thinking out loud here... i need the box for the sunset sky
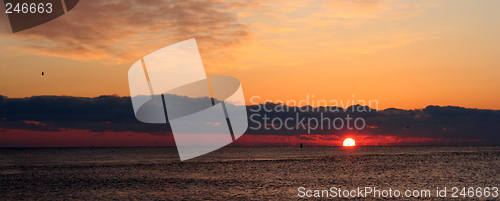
[0,0,499,110]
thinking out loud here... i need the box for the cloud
[0,95,165,133]
[0,0,440,69]
[298,135,317,140]
[232,0,440,65]
[0,0,259,64]
[297,135,339,141]
[317,0,437,23]
[1,95,499,145]
[337,29,435,55]
[319,0,392,21]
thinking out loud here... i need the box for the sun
[343,138,356,146]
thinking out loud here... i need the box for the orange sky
[0,0,499,110]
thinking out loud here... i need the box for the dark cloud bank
[0,95,499,145]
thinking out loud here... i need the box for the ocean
[0,146,499,200]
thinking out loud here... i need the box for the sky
[0,0,499,148]
[0,0,499,110]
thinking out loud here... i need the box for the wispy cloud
[0,0,262,64]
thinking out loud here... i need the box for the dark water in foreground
[0,146,499,200]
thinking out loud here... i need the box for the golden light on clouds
[0,0,499,110]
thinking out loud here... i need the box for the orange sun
[343,138,356,146]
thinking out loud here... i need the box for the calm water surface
[0,146,499,200]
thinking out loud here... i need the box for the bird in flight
[41,72,44,76]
